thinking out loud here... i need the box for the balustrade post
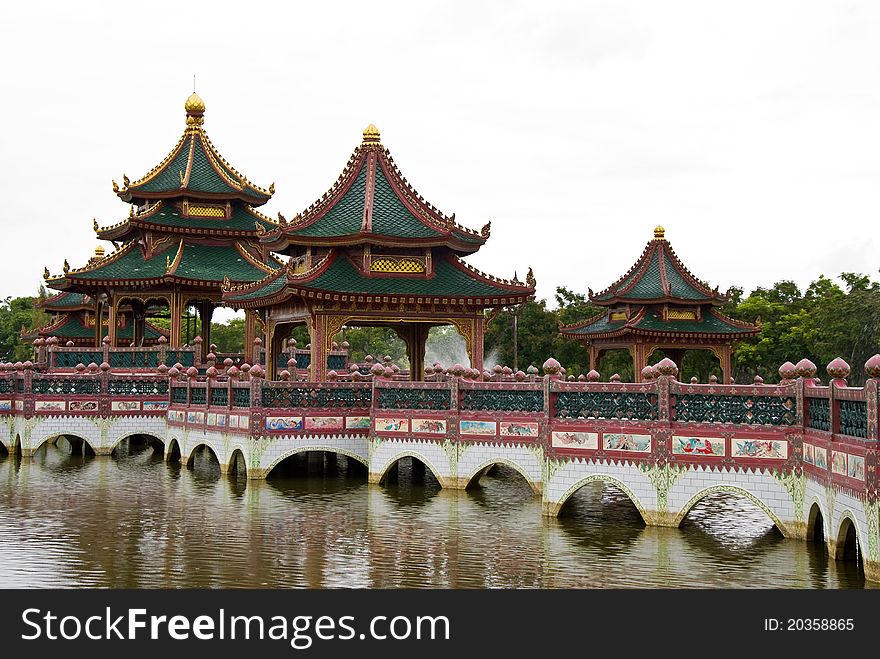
[249,370,263,436]
[865,355,880,440]
[157,337,168,367]
[102,336,110,365]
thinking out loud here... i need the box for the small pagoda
[224,124,535,380]
[45,93,281,357]
[23,277,169,348]
[560,226,758,382]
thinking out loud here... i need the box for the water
[0,438,864,588]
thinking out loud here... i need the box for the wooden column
[471,315,484,374]
[107,296,119,348]
[170,292,183,348]
[94,299,104,348]
[198,302,213,360]
[719,344,732,384]
[244,309,257,360]
[311,314,328,381]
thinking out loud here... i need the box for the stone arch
[110,431,165,454]
[228,448,248,475]
[165,437,182,462]
[185,441,222,469]
[806,497,827,543]
[834,510,865,563]
[464,457,539,494]
[375,450,445,486]
[672,484,790,535]
[33,432,97,456]
[553,474,650,523]
[264,446,369,478]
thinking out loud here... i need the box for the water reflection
[0,445,865,588]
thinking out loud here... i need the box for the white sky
[1,0,878,320]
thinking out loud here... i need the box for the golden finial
[654,225,666,240]
[526,267,536,288]
[166,255,172,271]
[185,92,205,126]
[93,218,99,232]
[112,180,119,192]
[480,221,491,238]
[363,124,381,143]
[129,205,134,217]
[122,174,130,187]
[269,182,275,194]
[63,259,70,274]
[43,267,50,279]
[95,245,105,258]
[277,212,287,226]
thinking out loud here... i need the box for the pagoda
[224,124,535,380]
[23,260,169,347]
[560,226,758,382]
[44,94,281,357]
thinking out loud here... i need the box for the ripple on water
[0,446,865,588]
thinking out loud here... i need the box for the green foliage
[0,291,50,361]
[211,317,245,353]
[333,327,409,368]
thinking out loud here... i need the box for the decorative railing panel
[171,386,188,405]
[327,354,346,371]
[554,390,658,420]
[163,350,195,367]
[806,397,830,432]
[674,393,796,425]
[376,385,451,411]
[0,379,13,394]
[190,387,207,406]
[210,387,229,407]
[838,399,867,438]
[109,351,159,369]
[107,379,168,396]
[461,387,543,413]
[232,387,251,408]
[32,377,102,395]
[54,351,103,369]
[262,383,372,409]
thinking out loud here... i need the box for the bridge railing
[550,380,657,421]
[670,381,798,426]
[373,380,452,411]
[40,338,197,372]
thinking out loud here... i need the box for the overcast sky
[1,1,878,319]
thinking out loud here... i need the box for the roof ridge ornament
[654,225,666,240]
[363,124,381,144]
[526,267,536,289]
[185,92,205,127]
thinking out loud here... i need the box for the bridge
[0,347,877,583]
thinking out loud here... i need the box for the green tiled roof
[174,243,278,283]
[282,145,485,254]
[136,203,275,233]
[126,130,270,204]
[226,271,288,302]
[227,254,531,305]
[371,164,444,239]
[560,313,626,336]
[66,243,168,281]
[293,166,367,237]
[36,314,166,340]
[562,307,757,337]
[593,239,721,304]
[633,309,756,334]
[64,241,278,284]
[301,255,524,297]
[41,292,88,310]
